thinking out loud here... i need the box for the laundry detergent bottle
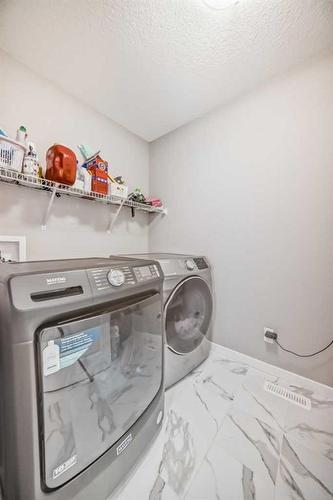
[42,340,60,376]
[45,144,77,185]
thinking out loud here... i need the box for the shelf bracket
[107,199,125,233]
[41,185,58,230]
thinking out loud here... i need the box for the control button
[107,269,125,287]
[185,259,195,271]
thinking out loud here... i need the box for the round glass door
[165,276,213,354]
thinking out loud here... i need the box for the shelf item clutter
[44,141,129,200]
[0,125,163,207]
[0,126,166,230]
[0,167,165,214]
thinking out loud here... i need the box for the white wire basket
[0,136,26,173]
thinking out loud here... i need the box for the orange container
[45,144,77,185]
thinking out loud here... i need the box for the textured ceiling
[1,0,333,141]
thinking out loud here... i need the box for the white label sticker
[52,454,77,479]
[116,433,132,456]
[43,328,101,376]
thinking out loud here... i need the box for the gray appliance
[0,257,164,500]
[126,254,213,389]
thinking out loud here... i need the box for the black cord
[275,338,333,358]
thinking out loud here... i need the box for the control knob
[107,269,125,287]
[185,259,195,271]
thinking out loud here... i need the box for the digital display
[133,265,159,281]
[139,266,151,277]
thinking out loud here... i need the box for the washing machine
[0,257,164,500]
[126,254,214,389]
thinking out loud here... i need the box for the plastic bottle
[42,340,60,376]
[16,125,27,144]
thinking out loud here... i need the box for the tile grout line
[274,443,283,500]
[181,408,232,499]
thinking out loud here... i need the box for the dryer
[0,257,164,500]
[126,254,214,389]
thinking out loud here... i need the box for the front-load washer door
[165,276,213,354]
[36,292,162,490]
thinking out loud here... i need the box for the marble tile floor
[111,343,333,500]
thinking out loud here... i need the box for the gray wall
[149,54,333,386]
[0,50,150,259]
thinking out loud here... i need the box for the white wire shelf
[0,166,167,231]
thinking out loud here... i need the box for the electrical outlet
[264,327,276,344]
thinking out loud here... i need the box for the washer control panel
[133,264,160,282]
[88,264,159,293]
[88,266,135,292]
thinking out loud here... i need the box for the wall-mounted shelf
[0,167,167,231]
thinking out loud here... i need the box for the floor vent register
[264,381,311,410]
